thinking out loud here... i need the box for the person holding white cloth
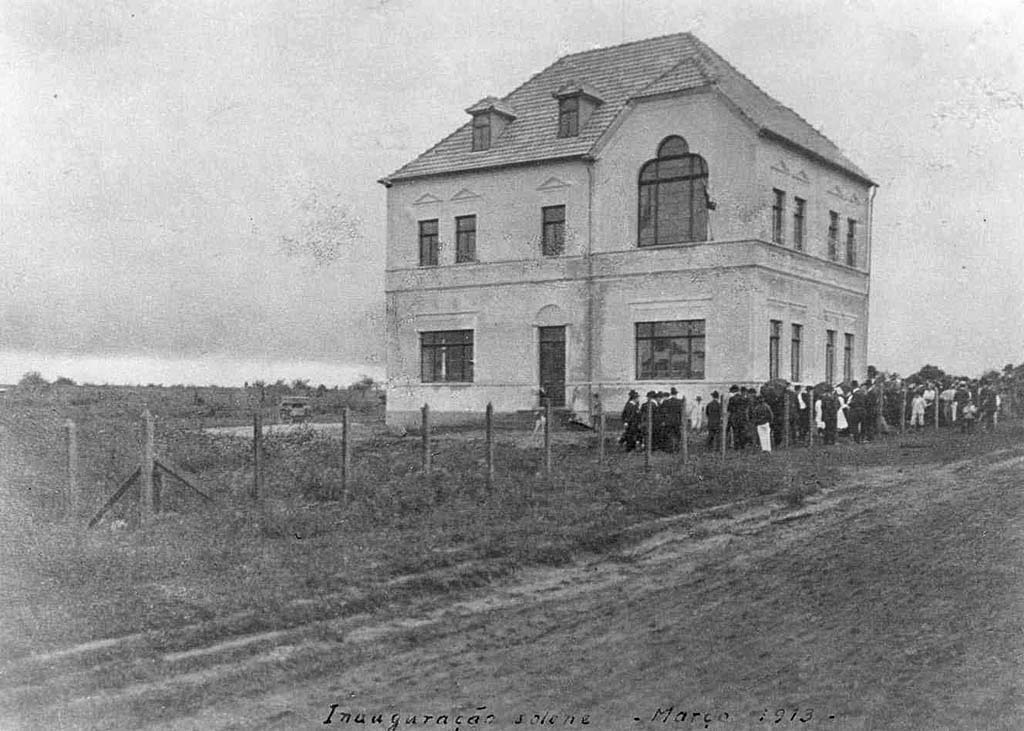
[750,395,775,452]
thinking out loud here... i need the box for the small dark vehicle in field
[279,396,312,423]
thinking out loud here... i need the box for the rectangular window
[793,197,805,251]
[557,97,579,138]
[769,320,782,380]
[471,115,490,151]
[828,211,839,261]
[420,330,473,383]
[418,219,438,267]
[846,219,857,267]
[636,320,705,380]
[791,324,803,383]
[455,215,476,263]
[772,189,785,244]
[541,205,565,256]
[825,329,836,384]
[844,333,854,382]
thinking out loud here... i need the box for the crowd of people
[615,377,1007,455]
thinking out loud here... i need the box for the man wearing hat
[639,391,659,451]
[662,387,684,452]
[727,385,748,449]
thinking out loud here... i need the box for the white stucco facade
[383,84,874,428]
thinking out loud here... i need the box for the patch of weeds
[689,525,712,541]
[781,484,808,509]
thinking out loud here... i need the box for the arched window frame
[637,136,710,247]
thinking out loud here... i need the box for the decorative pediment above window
[772,159,812,184]
[827,185,860,204]
[552,80,605,138]
[536,176,571,191]
[465,96,517,151]
[413,192,443,206]
[451,188,481,202]
[534,304,569,327]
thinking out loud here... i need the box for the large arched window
[638,136,709,246]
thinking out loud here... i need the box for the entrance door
[538,326,566,407]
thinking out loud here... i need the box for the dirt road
[5,446,1022,730]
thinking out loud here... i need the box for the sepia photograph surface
[1,1,1022,729]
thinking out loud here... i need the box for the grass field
[1,386,1022,728]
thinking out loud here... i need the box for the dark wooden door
[539,326,566,407]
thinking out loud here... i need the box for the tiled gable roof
[382,32,872,185]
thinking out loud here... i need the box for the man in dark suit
[864,382,880,441]
[821,391,839,445]
[662,387,684,452]
[705,391,722,450]
[847,381,867,443]
[620,390,641,452]
[727,385,747,449]
[639,391,658,451]
[794,385,810,442]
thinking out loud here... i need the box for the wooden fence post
[141,410,155,525]
[544,400,552,477]
[340,406,350,502]
[783,393,791,449]
[680,398,689,465]
[935,393,940,431]
[721,397,729,458]
[808,395,815,447]
[65,419,79,520]
[644,402,653,472]
[421,404,431,474]
[598,410,606,465]
[485,402,494,493]
[899,389,907,435]
[252,410,263,501]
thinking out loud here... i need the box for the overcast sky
[2,0,1022,385]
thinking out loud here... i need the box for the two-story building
[380,32,876,428]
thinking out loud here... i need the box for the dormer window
[465,97,517,152]
[552,81,604,139]
[558,97,579,138]
[472,115,491,151]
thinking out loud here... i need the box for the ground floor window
[636,319,705,380]
[420,330,473,382]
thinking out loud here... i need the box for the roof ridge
[632,55,711,98]
[690,35,851,161]
[556,30,695,63]
[383,31,872,185]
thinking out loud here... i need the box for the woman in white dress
[835,387,849,433]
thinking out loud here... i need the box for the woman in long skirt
[835,387,849,434]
